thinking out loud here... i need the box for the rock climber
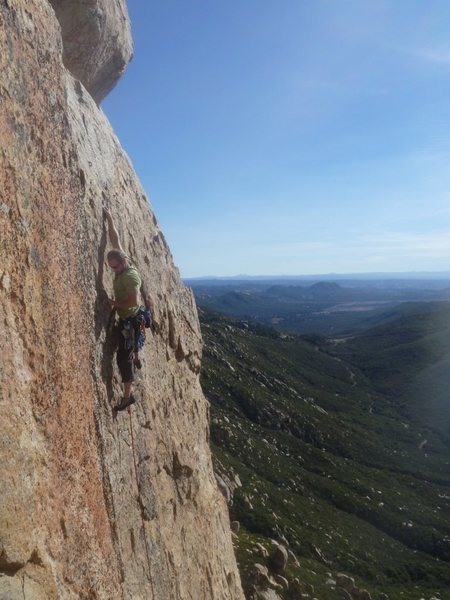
[104,208,145,412]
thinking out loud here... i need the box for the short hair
[107,249,127,264]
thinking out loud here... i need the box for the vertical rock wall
[0,1,244,598]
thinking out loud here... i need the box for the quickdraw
[121,306,151,352]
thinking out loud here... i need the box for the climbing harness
[121,306,152,352]
[139,306,152,329]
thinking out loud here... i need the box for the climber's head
[107,249,128,274]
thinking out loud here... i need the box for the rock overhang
[48,0,133,103]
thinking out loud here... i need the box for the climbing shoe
[115,394,136,412]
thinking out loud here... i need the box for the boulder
[231,520,240,533]
[335,589,353,600]
[216,473,232,503]
[253,563,272,589]
[312,544,330,565]
[274,574,289,590]
[268,543,289,573]
[48,0,133,102]
[288,549,300,566]
[213,461,242,503]
[256,590,284,600]
[254,542,269,558]
[336,573,356,593]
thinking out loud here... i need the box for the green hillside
[332,301,450,437]
[199,307,450,600]
[193,281,450,336]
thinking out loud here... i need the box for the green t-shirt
[113,258,142,319]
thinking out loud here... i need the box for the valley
[198,295,450,600]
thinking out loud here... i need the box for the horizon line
[183,269,450,280]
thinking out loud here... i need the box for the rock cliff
[0,1,244,598]
[48,0,133,103]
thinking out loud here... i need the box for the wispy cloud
[414,47,450,66]
[180,229,450,277]
[388,41,450,67]
[361,231,450,257]
[297,78,389,97]
[373,36,450,68]
[299,79,342,91]
[255,231,450,256]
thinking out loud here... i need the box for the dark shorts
[117,320,134,383]
[116,320,135,383]
[116,311,147,383]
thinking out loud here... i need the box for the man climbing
[104,208,144,412]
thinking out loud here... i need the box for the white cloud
[215,230,450,275]
[414,47,450,66]
[294,77,389,98]
[361,231,450,257]
[389,42,450,67]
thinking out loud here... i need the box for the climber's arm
[103,208,124,252]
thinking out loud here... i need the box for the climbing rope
[128,407,155,598]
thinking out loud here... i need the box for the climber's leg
[123,380,133,398]
[116,323,135,408]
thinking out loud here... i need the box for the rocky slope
[200,309,450,600]
[0,1,243,598]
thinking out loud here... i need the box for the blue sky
[103,1,450,277]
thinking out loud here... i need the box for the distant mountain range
[200,303,450,600]
[190,278,450,336]
[186,271,450,284]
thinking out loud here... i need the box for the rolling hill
[199,306,450,600]
[192,280,450,336]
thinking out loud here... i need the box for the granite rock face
[0,1,243,598]
[48,0,133,103]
